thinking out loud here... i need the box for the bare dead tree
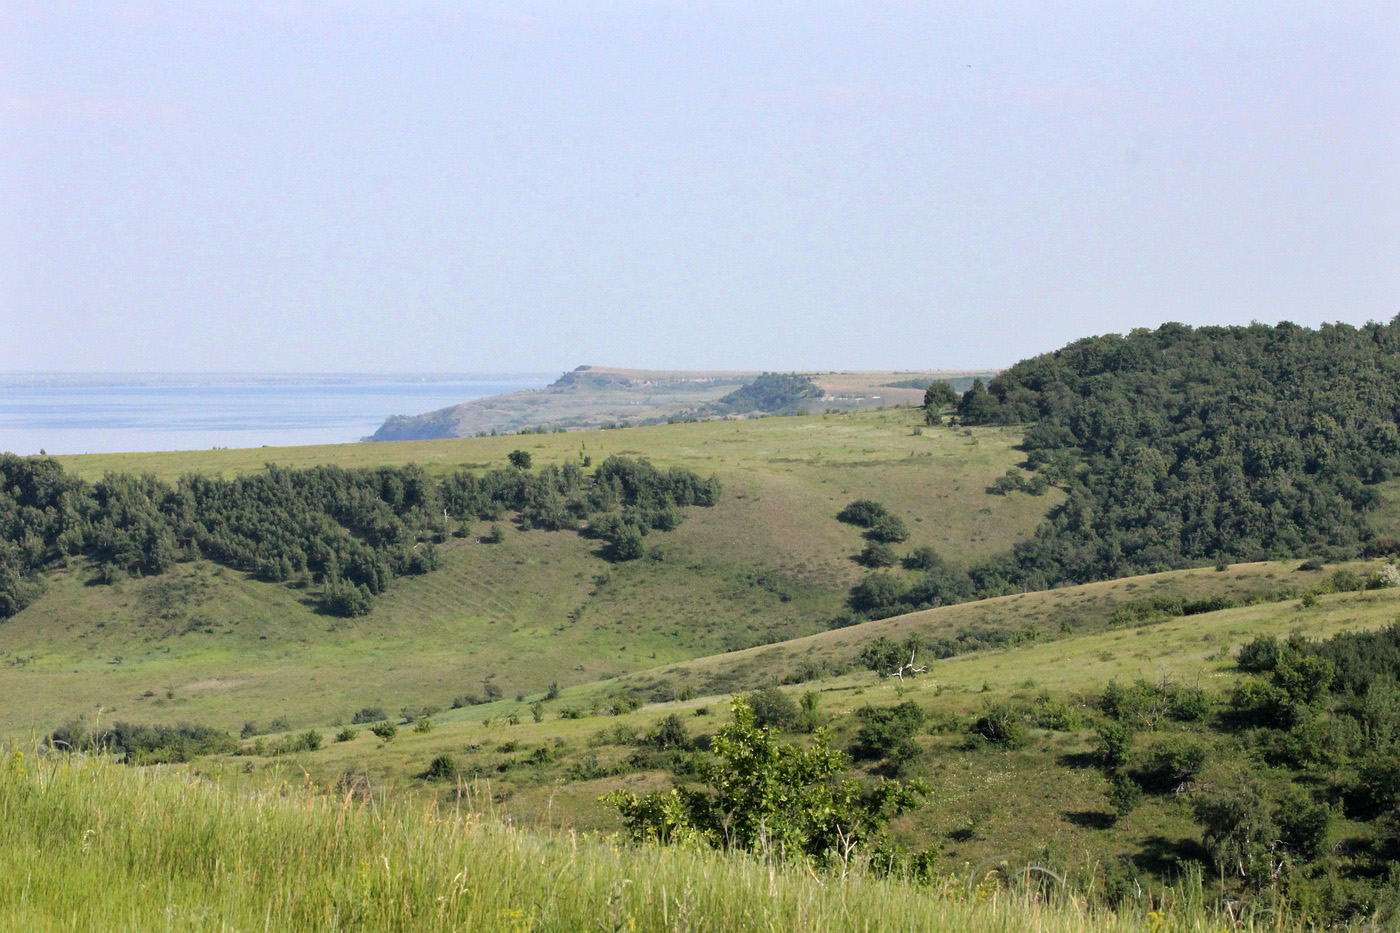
[889,648,927,681]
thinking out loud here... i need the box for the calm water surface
[0,374,552,455]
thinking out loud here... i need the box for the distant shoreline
[0,372,557,389]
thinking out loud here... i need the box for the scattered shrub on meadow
[424,753,459,781]
[744,685,800,732]
[968,704,1026,749]
[836,500,891,528]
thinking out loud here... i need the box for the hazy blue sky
[3,2,1397,373]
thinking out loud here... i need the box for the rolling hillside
[5,408,1054,736]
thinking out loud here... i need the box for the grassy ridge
[0,749,1250,932]
[208,563,1399,865]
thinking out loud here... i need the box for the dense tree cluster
[0,453,718,618]
[48,720,237,765]
[851,319,1400,620]
[969,320,1400,585]
[709,373,822,414]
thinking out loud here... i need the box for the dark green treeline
[858,318,1400,619]
[0,454,719,618]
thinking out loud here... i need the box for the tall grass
[0,750,1284,932]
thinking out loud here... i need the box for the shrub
[424,753,459,781]
[745,685,800,731]
[858,542,897,568]
[864,514,908,544]
[645,714,690,750]
[1133,737,1208,793]
[413,718,434,734]
[849,574,907,613]
[1168,686,1212,722]
[607,698,929,864]
[1107,773,1144,817]
[1236,635,1280,672]
[852,702,926,764]
[902,546,944,571]
[335,727,356,743]
[836,500,891,528]
[370,721,398,741]
[48,720,236,765]
[606,525,645,562]
[969,704,1026,749]
[351,707,387,724]
[1027,693,1085,732]
[1094,722,1134,771]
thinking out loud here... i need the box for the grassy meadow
[0,749,1271,932]
[204,563,1400,857]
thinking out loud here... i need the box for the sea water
[0,374,553,456]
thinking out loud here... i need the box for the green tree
[923,381,958,410]
[607,698,928,865]
[1192,773,1280,884]
[858,542,897,568]
[507,450,532,469]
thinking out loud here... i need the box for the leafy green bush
[1237,635,1280,672]
[836,500,891,528]
[607,698,929,865]
[647,714,691,750]
[848,574,907,614]
[968,704,1026,749]
[1027,693,1085,732]
[857,542,897,568]
[49,720,236,765]
[370,721,398,741]
[1132,737,1208,793]
[901,546,944,571]
[852,702,926,765]
[424,753,459,781]
[864,514,908,544]
[1094,722,1134,771]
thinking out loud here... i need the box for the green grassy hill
[13,558,1391,929]
[5,409,1055,736]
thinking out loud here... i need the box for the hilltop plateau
[367,366,995,440]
